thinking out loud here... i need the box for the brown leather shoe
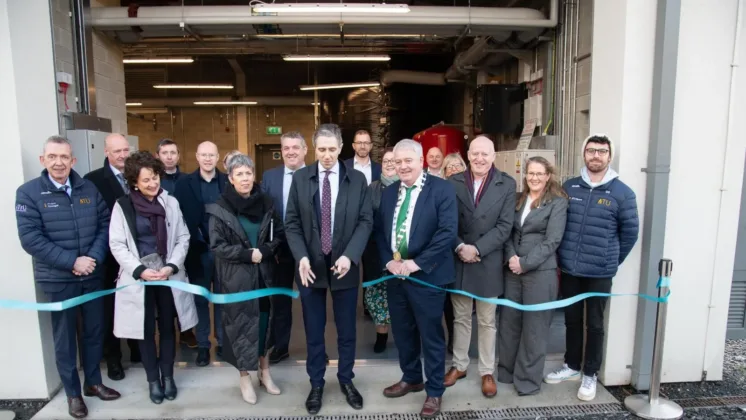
[67,396,88,419]
[443,367,467,387]
[382,381,425,398]
[481,374,497,398]
[420,396,442,418]
[83,384,121,401]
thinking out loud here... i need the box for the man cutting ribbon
[375,139,458,418]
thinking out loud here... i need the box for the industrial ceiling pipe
[91,2,557,28]
[381,70,446,86]
[128,97,315,107]
[445,36,495,80]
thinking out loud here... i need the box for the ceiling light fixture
[124,57,194,64]
[194,101,258,105]
[128,107,169,114]
[284,55,390,62]
[126,102,142,106]
[253,3,410,14]
[153,84,234,89]
[300,82,380,91]
[311,102,320,105]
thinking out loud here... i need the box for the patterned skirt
[363,282,390,326]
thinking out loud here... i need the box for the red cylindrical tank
[413,124,468,168]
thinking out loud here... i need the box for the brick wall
[50,0,127,136]
[127,106,316,172]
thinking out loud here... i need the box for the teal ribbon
[363,275,670,311]
[0,280,299,312]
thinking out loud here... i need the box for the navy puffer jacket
[558,169,639,279]
[15,170,110,283]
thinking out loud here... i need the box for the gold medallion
[393,251,402,261]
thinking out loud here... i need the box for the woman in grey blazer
[497,156,568,396]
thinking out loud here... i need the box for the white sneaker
[577,374,597,401]
[544,364,581,384]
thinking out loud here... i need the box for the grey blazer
[505,194,569,273]
[450,170,516,298]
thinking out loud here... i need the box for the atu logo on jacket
[597,198,612,207]
[79,197,91,205]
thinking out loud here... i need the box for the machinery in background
[413,124,468,169]
[66,130,139,176]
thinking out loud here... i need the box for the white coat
[109,190,198,340]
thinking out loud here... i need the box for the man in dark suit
[285,123,372,415]
[16,136,121,418]
[174,140,229,366]
[156,138,185,194]
[260,131,307,364]
[376,139,458,419]
[343,129,381,185]
[83,133,139,380]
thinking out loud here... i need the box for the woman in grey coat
[497,156,568,396]
[207,154,284,405]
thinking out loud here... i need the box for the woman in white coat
[109,151,198,404]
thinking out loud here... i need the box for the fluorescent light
[124,57,194,64]
[194,101,258,105]
[300,82,381,91]
[253,3,409,14]
[126,102,142,106]
[284,54,390,62]
[153,84,234,89]
[311,102,320,105]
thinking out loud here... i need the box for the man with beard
[543,134,639,402]
[344,130,381,185]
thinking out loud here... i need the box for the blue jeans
[193,252,222,349]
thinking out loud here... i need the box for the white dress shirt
[283,165,304,220]
[521,197,534,226]
[391,171,426,253]
[318,161,340,233]
[353,156,373,185]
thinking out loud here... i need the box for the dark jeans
[193,252,223,349]
[140,285,176,382]
[561,272,612,376]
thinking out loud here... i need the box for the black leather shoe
[163,376,177,400]
[196,348,210,367]
[148,380,164,404]
[67,396,88,418]
[269,349,289,364]
[340,383,363,410]
[83,384,121,401]
[305,387,323,415]
[107,362,125,381]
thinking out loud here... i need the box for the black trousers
[139,285,176,382]
[560,272,612,376]
[270,257,295,353]
[45,280,104,397]
[104,275,139,364]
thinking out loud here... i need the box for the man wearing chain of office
[375,139,458,418]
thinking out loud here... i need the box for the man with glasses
[344,130,381,185]
[174,141,228,366]
[543,134,639,402]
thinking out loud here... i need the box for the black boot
[373,333,388,353]
[163,376,177,400]
[148,380,164,404]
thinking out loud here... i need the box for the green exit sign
[266,126,282,135]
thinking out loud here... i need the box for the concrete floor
[32,359,616,420]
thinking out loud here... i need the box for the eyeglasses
[382,159,395,165]
[585,148,609,156]
[446,163,464,170]
[527,172,547,178]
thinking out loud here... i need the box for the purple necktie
[321,170,332,255]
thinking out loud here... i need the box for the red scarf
[464,167,495,207]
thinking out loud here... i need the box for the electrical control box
[66,130,139,176]
[495,149,556,193]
